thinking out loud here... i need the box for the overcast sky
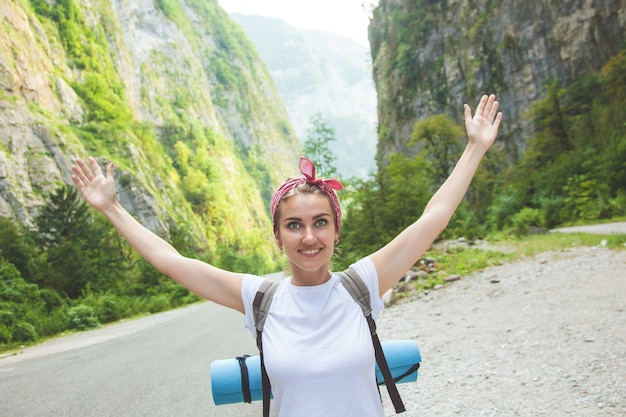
[217,0,376,46]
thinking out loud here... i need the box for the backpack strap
[338,268,406,414]
[252,279,279,417]
[253,279,279,334]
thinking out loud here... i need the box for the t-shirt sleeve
[349,257,385,319]
[241,274,265,337]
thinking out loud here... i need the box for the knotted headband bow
[270,157,343,232]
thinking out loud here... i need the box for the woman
[72,94,502,416]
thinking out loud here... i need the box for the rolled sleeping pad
[210,339,421,405]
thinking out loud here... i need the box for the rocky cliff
[0,0,300,251]
[369,0,626,167]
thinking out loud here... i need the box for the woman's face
[275,192,339,284]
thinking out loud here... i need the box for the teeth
[301,249,319,255]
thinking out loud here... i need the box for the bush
[81,292,131,324]
[36,306,71,339]
[11,321,38,342]
[510,207,542,237]
[0,309,15,327]
[0,325,10,344]
[539,195,565,229]
[486,190,522,231]
[142,294,171,314]
[67,304,100,330]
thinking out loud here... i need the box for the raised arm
[370,94,503,295]
[71,156,245,313]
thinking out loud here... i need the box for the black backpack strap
[252,279,279,417]
[339,268,406,414]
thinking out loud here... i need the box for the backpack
[252,267,408,417]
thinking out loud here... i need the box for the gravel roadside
[377,246,626,416]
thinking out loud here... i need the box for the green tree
[303,112,339,178]
[339,153,434,269]
[409,114,464,185]
[34,186,126,298]
[0,218,39,283]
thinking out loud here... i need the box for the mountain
[369,0,626,167]
[0,0,302,264]
[229,13,378,179]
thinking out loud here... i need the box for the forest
[1,0,625,349]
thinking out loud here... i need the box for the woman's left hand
[464,94,503,151]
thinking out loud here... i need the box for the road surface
[0,302,263,417]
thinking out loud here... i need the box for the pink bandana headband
[271,157,343,232]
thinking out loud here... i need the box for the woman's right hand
[71,156,117,212]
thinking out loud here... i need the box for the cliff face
[0,0,300,246]
[369,0,626,167]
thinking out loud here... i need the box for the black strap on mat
[236,355,252,403]
[386,362,420,385]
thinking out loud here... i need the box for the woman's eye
[287,222,300,230]
[315,218,329,227]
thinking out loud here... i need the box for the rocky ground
[376,245,625,416]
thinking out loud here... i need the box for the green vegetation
[303,113,339,178]
[0,187,202,349]
[337,45,626,270]
[0,0,290,350]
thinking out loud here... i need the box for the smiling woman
[217,0,373,46]
[71,95,502,417]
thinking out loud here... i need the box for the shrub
[0,310,15,327]
[0,325,10,344]
[142,294,171,314]
[67,304,100,330]
[11,321,38,342]
[510,207,542,237]
[538,195,566,229]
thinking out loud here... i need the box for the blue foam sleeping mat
[210,339,421,405]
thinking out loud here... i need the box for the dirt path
[377,246,626,416]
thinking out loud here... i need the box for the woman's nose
[302,226,316,243]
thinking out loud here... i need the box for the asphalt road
[0,302,264,417]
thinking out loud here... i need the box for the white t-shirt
[242,257,385,417]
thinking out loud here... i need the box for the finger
[493,111,503,129]
[488,99,500,122]
[482,94,496,117]
[106,162,115,179]
[88,156,103,177]
[73,159,91,183]
[476,94,488,116]
[71,173,84,190]
[464,103,472,122]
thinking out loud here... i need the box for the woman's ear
[274,232,282,251]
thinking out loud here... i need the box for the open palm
[464,94,502,150]
[71,156,117,212]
